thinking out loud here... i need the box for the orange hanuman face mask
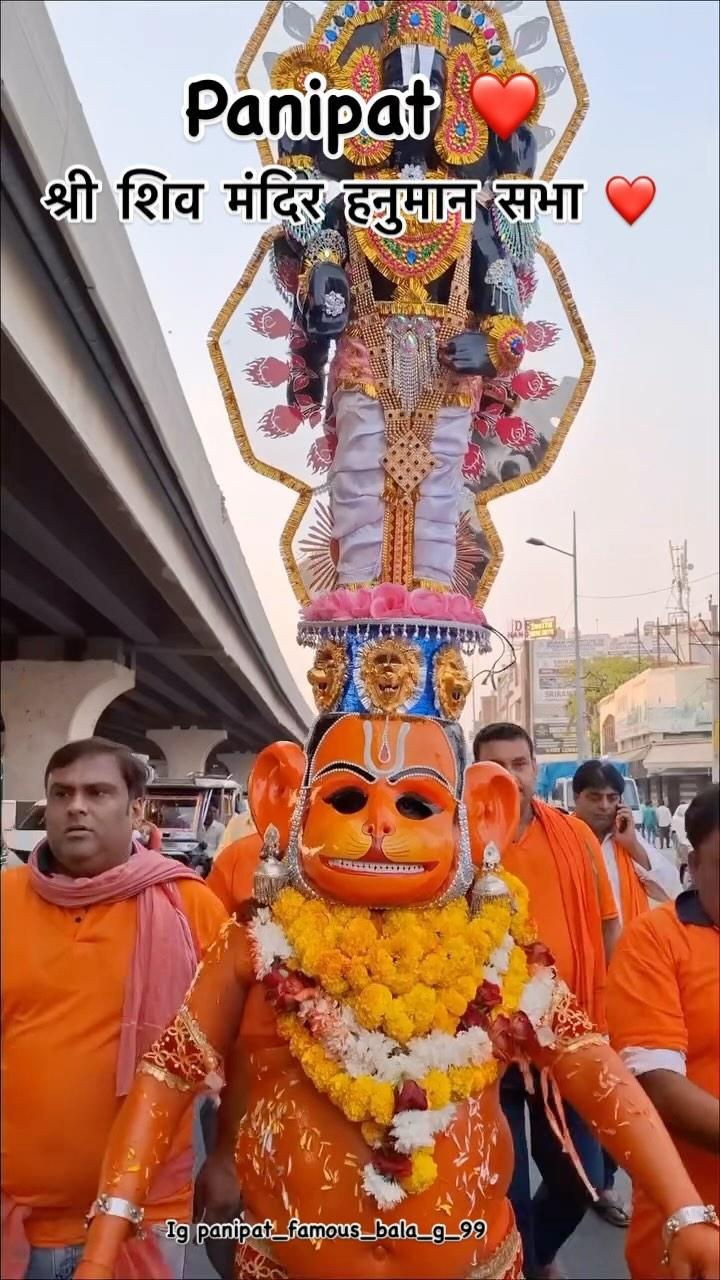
[300,717,460,907]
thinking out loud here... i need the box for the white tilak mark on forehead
[400,44,435,83]
[363,720,410,776]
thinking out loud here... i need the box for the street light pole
[527,511,588,761]
[572,511,588,761]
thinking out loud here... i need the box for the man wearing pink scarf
[1,738,227,1280]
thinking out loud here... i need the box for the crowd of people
[0,731,717,1280]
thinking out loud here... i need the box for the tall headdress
[210,1,593,727]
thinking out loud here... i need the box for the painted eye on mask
[325,786,367,815]
[395,793,441,821]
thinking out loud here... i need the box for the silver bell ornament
[470,841,514,916]
[253,824,287,906]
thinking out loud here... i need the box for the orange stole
[611,839,652,925]
[529,802,608,1031]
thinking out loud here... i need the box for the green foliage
[565,656,650,755]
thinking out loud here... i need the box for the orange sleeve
[606,907,687,1055]
[207,834,262,914]
[178,879,229,953]
[570,817,618,921]
[206,842,240,913]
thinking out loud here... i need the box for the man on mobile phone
[572,760,683,1229]
[572,761,681,927]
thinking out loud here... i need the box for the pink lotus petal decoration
[302,584,487,627]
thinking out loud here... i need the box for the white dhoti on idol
[330,389,471,588]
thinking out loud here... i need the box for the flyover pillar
[148,727,227,778]
[216,751,254,786]
[2,658,136,804]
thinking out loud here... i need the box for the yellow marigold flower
[342,916,377,955]
[355,982,393,1030]
[402,1149,437,1194]
[389,966,415,996]
[273,887,304,925]
[383,1002,414,1044]
[448,1065,477,1100]
[406,984,436,1018]
[442,987,469,1017]
[361,1120,385,1148]
[421,953,444,986]
[367,949,396,986]
[369,1082,395,1127]
[347,959,370,989]
[457,975,478,1003]
[328,1072,350,1107]
[422,1069,451,1110]
[432,1002,458,1035]
[345,1076,374,1122]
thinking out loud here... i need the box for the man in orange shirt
[606,782,720,1279]
[1,738,227,1280]
[474,723,621,1280]
[206,830,261,915]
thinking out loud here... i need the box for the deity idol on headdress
[77,6,719,1280]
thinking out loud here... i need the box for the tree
[565,656,650,755]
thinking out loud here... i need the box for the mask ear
[464,762,520,866]
[248,742,305,850]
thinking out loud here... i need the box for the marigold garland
[272,877,531,1044]
[267,877,535,1202]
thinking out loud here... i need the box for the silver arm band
[662,1204,719,1264]
[85,1194,145,1231]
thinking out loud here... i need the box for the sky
[46,0,720,702]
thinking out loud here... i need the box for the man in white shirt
[656,801,673,849]
[573,762,681,925]
[200,802,226,860]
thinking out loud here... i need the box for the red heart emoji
[470,73,538,141]
[605,176,656,224]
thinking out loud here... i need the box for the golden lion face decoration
[434,646,472,720]
[308,640,348,713]
[358,637,421,714]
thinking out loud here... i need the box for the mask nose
[362,786,396,841]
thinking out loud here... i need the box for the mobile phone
[616,812,629,835]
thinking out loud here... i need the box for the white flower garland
[361,1164,406,1210]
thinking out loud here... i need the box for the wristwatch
[662,1205,720,1264]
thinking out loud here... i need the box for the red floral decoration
[489,1011,536,1063]
[257,405,305,438]
[245,356,290,388]
[247,307,291,340]
[495,417,538,449]
[523,942,555,968]
[511,369,558,401]
[394,1081,428,1113]
[462,441,487,482]
[525,320,560,353]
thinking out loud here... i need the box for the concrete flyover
[1,1,311,806]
